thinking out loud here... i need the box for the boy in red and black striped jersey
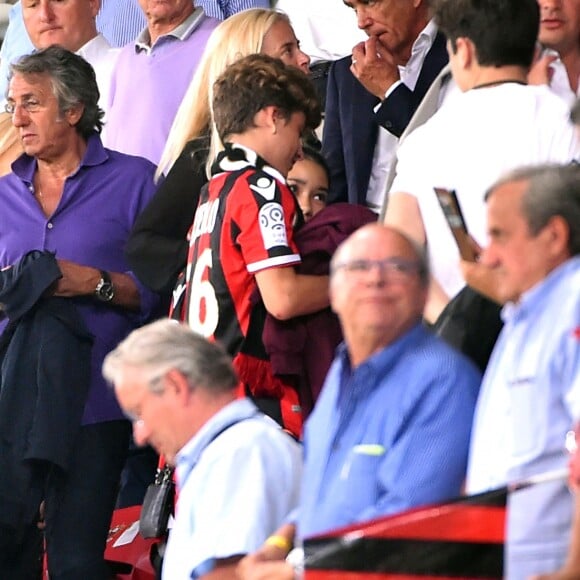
[172,54,328,437]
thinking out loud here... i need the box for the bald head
[330,224,429,356]
[331,223,429,286]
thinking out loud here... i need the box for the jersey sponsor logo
[259,202,288,250]
[250,176,277,201]
[190,198,220,245]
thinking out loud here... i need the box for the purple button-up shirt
[0,133,159,424]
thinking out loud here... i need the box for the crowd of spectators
[0,0,578,579]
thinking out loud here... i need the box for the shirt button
[47,222,53,229]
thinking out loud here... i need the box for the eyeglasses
[332,258,421,281]
[4,98,44,115]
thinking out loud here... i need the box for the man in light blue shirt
[299,224,481,537]
[464,163,580,580]
[104,320,302,580]
[238,223,481,580]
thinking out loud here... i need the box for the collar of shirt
[174,398,261,490]
[213,142,286,184]
[502,255,580,325]
[11,133,108,188]
[77,33,112,60]
[397,19,439,90]
[134,7,206,53]
[542,48,580,105]
[335,321,427,409]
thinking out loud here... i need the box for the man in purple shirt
[103,0,220,165]
[0,46,158,579]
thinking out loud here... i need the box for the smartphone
[434,187,476,262]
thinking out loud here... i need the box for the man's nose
[364,261,389,285]
[132,420,149,447]
[539,0,562,11]
[356,6,373,31]
[478,244,497,267]
[11,105,30,127]
[38,0,56,21]
[298,48,311,74]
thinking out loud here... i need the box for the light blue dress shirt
[467,256,580,580]
[162,398,302,580]
[197,0,271,19]
[298,323,481,540]
[0,2,34,99]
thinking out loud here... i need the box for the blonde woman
[126,8,311,294]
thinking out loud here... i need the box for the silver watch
[95,270,114,302]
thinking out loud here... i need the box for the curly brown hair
[213,53,321,143]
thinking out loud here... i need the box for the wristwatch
[95,270,115,303]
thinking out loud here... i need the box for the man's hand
[236,557,294,580]
[460,259,504,305]
[351,36,400,99]
[54,259,100,297]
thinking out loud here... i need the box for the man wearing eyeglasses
[238,223,481,580]
[299,223,480,536]
[0,46,158,580]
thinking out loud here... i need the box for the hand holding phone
[434,187,477,262]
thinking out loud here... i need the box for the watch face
[96,274,115,302]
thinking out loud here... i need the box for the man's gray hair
[103,320,238,395]
[486,163,580,256]
[10,45,104,138]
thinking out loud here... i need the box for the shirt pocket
[508,375,543,460]
[334,445,385,520]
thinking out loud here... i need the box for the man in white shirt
[104,320,302,580]
[529,0,580,106]
[22,0,118,115]
[384,0,579,323]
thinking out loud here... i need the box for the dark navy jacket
[0,251,93,535]
[322,32,448,205]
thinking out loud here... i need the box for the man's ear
[64,104,84,128]
[165,369,192,404]
[455,37,475,70]
[255,105,278,134]
[543,215,571,260]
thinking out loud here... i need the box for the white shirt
[366,20,438,211]
[275,0,366,63]
[162,399,302,580]
[545,49,580,107]
[390,83,580,299]
[77,33,119,118]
